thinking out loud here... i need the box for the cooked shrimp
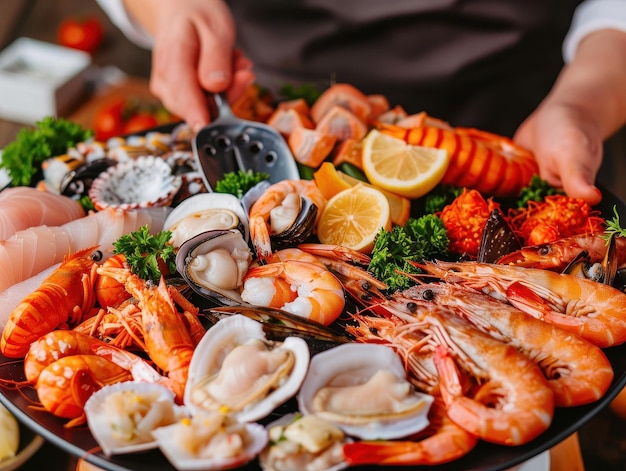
[402,283,614,407]
[240,260,345,326]
[415,260,626,347]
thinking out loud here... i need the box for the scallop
[84,381,189,457]
[184,314,310,423]
[298,343,434,440]
[152,411,268,471]
[176,229,252,305]
[164,193,249,248]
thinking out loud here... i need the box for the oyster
[260,413,349,471]
[298,343,434,440]
[165,193,249,248]
[153,411,268,471]
[176,229,252,305]
[184,314,310,423]
[84,381,188,457]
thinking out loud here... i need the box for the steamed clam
[165,193,249,248]
[184,314,310,423]
[298,343,434,440]
[176,229,252,305]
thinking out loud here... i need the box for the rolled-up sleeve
[95,0,154,49]
[563,0,626,62]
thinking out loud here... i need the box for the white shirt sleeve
[95,0,154,49]
[563,0,626,62]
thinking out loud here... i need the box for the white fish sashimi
[0,186,85,240]
[0,207,172,294]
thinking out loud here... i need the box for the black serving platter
[0,166,625,471]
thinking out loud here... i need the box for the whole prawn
[240,260,345,326]
[416,260,626,348]
[1,246,100,358]
[94,266,196,401]
[356,301,555,446]
[401,283,614,407]
[343,399,478,466]
[248,179,327,260]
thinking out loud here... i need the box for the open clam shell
[164,192,249,248]
[88,155,182,211]
[298,343,434,440]
[84,381,189,457]
[176,229,252,305]
[152,412,268,471]
[184,314,310,423]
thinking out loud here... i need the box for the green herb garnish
[214,169,270,198]
[278,83,322,107]
[516,175,563,208]
[603,205,626,242]
[0,117,92,187]
[113,225,176,282]
[424,185,463,214]
[368,214,449,291]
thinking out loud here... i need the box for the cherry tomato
[123,113,160,135]
[94,99,125,141]
[57,16,104,54]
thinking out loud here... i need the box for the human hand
[148,0,255,132]
[514,99,603,206]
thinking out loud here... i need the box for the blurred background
[0,1,625,470]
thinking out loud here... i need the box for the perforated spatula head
[192,93,300,191]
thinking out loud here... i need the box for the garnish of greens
[214,169,270,198]
[0,117,93,187]
[516,175,563,208]
[113,225,176,282]
[424,185,463,214]
[278,83,322,107]
[603,205,626,242]
[368,214,449,291]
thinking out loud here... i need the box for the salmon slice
[277,97,311,117]
[288,127,337,168]
[366,94,390,121]
[374,105,409,124]
[315,106,368,141]
[266,108,315,136]
[332,138,364,171]
[311,83,371,123]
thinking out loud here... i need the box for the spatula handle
[213,93,234,120]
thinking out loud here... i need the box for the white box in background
[0,37,92,124]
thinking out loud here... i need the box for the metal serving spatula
[192,93,299,191]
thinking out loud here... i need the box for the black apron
[228,0,582,136]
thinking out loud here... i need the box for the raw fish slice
[28,227,59,281]
[1,238,24,283]
[17,230,38,279]
[64,215,102,257]
[50,227,74,264]
[0,242,16,290]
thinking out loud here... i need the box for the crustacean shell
[152,411,268,471]
[88,155,182,211]
[260,413,350,471]
[84,381,188,457]
[184,314,310,423]
[164,193,249,248]
[298,343,434,440]
[176,229,252,305]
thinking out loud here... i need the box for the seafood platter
[1,82,626,471]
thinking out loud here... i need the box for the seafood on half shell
[184,314,310,423]
[260,413,350,471]
[153,411,268,471]
[176,229,252,305]
[84,381,188,457]
[298,343,434,440]
[164,192,249,248]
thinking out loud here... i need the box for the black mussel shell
[60,158,116,199]
[478,209,522,263]
[271,196,318,250]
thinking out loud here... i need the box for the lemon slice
[362,129,450,199]
[317,183,391,254]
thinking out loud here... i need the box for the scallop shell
[176,229,252,305]
[184,314,310,423]
[260,413,350,471]
[298,343,434,440]
[164,193,249,248]
[84,381,189,457]
[88,155,182,211]
[152,412,268,471]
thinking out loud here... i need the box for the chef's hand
[514,99,603,206]
[514,29,626,207]
[125,0,255,132]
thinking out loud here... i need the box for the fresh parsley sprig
[603,205,626,243]
[214,169,269,198]
[113,225,176,282]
